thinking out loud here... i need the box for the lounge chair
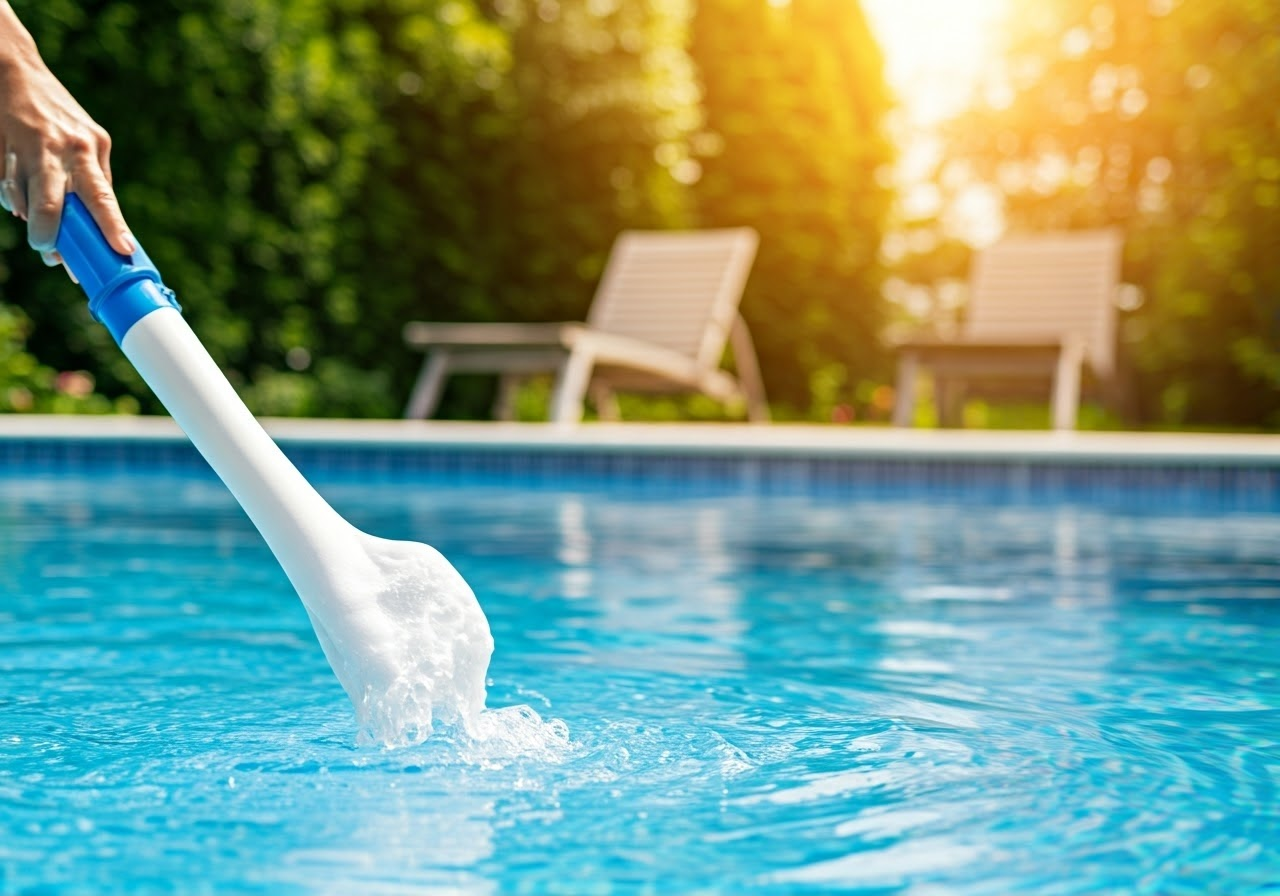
[402,227,769,423]
[891,229,1124,430]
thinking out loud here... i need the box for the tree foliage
[0,297,130,413]
[457,0,701,321]
[1,0,892,419]
[689,0,893,410]
[7,1,403,413]
[946,0,1280,427]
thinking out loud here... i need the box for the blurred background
[0,0,1276,429]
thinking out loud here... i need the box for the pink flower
[55,370,95,398]
[6,386,33,411]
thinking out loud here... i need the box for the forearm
[0,3,41,72]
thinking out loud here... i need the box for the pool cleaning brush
[55,193,493,747]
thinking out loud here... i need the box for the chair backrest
[587,227,759,369]
[964,229,1124,375]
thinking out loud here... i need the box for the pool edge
[2,415,1279,468]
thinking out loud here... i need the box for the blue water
[1,469,1277,894]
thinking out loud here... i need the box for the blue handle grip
[55,193,180,344]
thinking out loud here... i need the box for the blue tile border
[0,435,1277,513]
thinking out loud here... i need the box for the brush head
[306,532,496,748]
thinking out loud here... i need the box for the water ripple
[1,474,1277,892]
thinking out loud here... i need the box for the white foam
[457,705,574,764]
[121,309,515,748]
[340,535,495,747]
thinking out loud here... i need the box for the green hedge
[2,0,893,420]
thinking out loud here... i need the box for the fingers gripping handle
[55,193,181,344]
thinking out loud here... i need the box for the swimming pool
[1,432,1277,893]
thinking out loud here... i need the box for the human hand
[0,5,134,266]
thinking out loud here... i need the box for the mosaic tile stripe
[0,437,1276,512]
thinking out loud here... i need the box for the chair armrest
[893,336,1068,353]
[403,321,582,349]
[567,329,703,383]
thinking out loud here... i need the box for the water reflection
[3,470,1277,890]
[273,766,501,893]
[550,496,747,675]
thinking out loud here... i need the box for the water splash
[458,705,574,765]
[325,538,568,755]
[295,535,493,750]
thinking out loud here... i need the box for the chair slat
[588,229,758,364]
[965,230,1123,374]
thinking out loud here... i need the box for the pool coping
[1,414,1278,468]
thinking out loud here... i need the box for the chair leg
[589,382,620,422]
[550,348,594,424]
[937,377,965,428]
[403,350,452,420]
[892,352,919,427]
[1052,342,1084,430]
[492,374,523,421]
[730,314,770,423]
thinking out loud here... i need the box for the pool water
[1,468,1277,893]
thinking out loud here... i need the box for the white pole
[122,308,493,746]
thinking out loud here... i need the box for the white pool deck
[2,414,1279,467]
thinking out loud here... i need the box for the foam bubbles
[306,534,570,754]
[456,705,574,765]
[301,534,495,749]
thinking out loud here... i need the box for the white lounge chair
[891,229,1125,430]
[403,227,769,423]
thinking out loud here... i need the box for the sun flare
[862,0,1009,124]
[862,0,1012,245]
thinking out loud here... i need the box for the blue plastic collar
[55,193,181,344]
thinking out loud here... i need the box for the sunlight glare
[863,0,1012,245]
[862,0,1009,125]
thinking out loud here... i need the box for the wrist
[0,4,41,70]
